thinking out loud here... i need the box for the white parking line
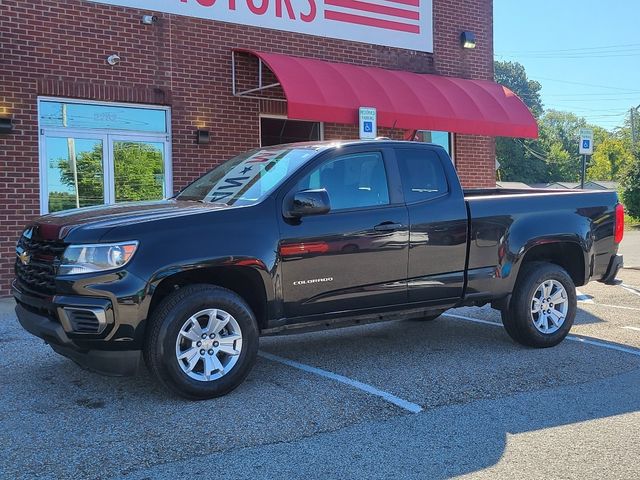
[566,336,640,356]
[443,312,501,326]
[443,312,640,357]
[581,303,640,312]
[620,283,640,298]
[258,351,423,414]
[623,326,640,332]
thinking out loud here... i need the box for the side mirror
[286,189,331,218]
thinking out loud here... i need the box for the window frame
[415,130,455,165]
[281,146,404,216]
[37,97,172,214]
[393,146,453,206]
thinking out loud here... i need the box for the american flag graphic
[323,0,422,34]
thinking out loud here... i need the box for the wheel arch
[146,266,270,331]
[517,241,587,287]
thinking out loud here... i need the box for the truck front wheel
[501,262,577,348]
[144,284,259,399]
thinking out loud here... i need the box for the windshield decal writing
[204,149,286,204]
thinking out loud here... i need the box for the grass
[625,214,640,230]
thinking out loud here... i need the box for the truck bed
[462,187,620,301]
[463,188,613,198]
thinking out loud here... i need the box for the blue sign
[579,128,594,154]
[359,107,377,139]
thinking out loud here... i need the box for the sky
[494,0,640,131]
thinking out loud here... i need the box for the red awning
[236,50,538,139]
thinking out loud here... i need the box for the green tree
[494,61,547,183]
[545,142,573,181]
[494,61,543,117]
[58,143,104,208]
[48,191,79,212]
[57,141,164,209]
[495,135,548,183]
[538,110,588,181]
[112,142,164,202]
[621,150,640,218]
[587,136,633,181]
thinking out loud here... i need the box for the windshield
[175,147,318,206]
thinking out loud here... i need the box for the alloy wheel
[530,279,569,334]
[175,308,243,381]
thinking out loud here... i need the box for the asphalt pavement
[1,270,640,479]
[619,228,640,268]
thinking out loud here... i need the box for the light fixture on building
[0,115,14,134]
[141,14,158,25]
[460,31,476,49]
[196,129,210,144]
[106,54,121,66]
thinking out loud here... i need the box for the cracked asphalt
[1,269,640,479]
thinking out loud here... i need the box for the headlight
[59,241,139,275]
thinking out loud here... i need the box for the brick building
[0,0,536,296]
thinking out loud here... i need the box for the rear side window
[396,149,448,203]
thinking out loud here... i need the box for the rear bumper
[600,254,623,285]
[15,303,141,376]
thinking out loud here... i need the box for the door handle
[374,222,403,232]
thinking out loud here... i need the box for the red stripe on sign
[324,0,419,20]
[324,10,420,33]
[384,0,420,7]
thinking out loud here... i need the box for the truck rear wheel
[501,262,576,348]
[144,284,259,400]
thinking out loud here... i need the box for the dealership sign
[87,0,433,52]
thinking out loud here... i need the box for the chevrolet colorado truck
[13,140,624,399]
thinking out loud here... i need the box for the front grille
[15,235,67,295]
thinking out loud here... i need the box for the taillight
[614,203,624,244]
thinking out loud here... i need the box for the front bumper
[600,254,623,285]
[15,302,142,376]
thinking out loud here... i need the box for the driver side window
[296,152,390,211]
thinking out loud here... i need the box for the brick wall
[0,0,495,295]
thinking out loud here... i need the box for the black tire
[144,284,259,400]
[501,262,576,348]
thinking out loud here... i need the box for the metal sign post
[578,128,594,189]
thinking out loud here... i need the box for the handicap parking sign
[579,128,594,155]
[359,107,377,139]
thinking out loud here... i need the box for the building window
[38,99,171,214]
[415,130,453,158]
[260,116,322,146]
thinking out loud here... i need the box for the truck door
[278,147,409,319]
[395,146,468,303]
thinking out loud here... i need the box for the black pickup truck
[13,140,624,399]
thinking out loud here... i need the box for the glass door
[38,99,172,214]
[40,132,170,213]
[108,137,168,203]
[41,133,108,213]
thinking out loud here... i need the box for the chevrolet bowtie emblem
[18,250,31,266]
